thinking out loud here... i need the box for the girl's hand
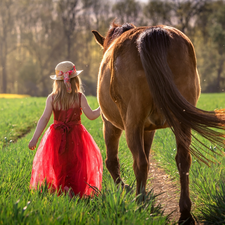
[28,94,53,151]
[81,93,101,120]
[29,138,37,150]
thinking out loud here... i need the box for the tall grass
[0,96,168,224]
[2,93,225,224]
[0,97,46,147]
[151,93,225,223]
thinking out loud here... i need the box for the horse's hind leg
[102,116,123,185]
[125,125,150,196]
[144,130,155,161]
[175,126,195,225]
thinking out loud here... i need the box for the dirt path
[147,154,180,224]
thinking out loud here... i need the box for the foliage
[1,0,225,95]
[112,0,141,25]
[143,1,173,26]
[18,59,40,95]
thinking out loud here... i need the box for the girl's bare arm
[81,93,101,120]
[28,95,53,150]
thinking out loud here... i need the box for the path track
[148,153,203,224]
[148,154,180,224]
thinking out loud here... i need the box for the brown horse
[92,22,225,224]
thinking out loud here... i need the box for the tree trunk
[2,59,7,93]
[67,35,71,60]
[216,56,224,92]
[0,39,7,93]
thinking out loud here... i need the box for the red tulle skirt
[30,123,103,197]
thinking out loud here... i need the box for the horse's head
[92,22,135,52]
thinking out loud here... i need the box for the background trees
[0,0,225,96]
[0,0,19,93]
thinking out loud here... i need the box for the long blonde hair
[52,76,83,110]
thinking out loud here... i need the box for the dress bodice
[52,93,82,123]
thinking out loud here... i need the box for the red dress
[30,93,103,197]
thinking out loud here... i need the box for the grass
[2,93,225,224]
[151,93,225,223]
[0,96,168,225]
[197,182,225,224]
[0,97,46,147]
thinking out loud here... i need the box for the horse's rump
[136,26,225,164]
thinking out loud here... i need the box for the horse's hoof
[124,184,132,192]
[119,183,133,193]
[178,214,195,225]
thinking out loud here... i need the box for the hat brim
[50,70,83,80]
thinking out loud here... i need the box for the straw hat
[50,61,83,80]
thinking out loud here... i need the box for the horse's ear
[92,30,105,48]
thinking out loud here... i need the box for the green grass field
[151,93,225,223]
[0,97,46,147]
[1,93,225,224]
[0,96,167,225]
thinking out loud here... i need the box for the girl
[28,61,102,198]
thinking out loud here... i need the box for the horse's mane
[104,22,135,49]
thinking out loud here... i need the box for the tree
[143,0,173,26]
[144,0,208,35]
[112,0,141,24]
[171,0,207,34]
[1,0,225,95]
[57,0,95,60]
[0,0,18,93]
[90,0,112,33]
[17,0,64,96]
[207,2,225,92]
[195,1,225,92]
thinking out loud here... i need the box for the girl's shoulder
[48,93,54,98]
[44,93,54,110]
[47,93,54,103]
[80,92,87,105]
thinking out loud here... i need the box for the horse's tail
[137,27,225,164]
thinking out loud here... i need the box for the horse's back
[98,25,200,130]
